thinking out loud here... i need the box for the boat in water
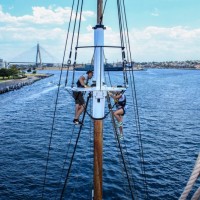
[75,63,145,71]
[75,63,123,71]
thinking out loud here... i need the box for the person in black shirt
[73,70,93,124]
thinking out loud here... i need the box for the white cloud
[130,26,200,61]
[0,26,64,41]
[1,3,200,63]
[0,5,95,25]
[2,25,200,62]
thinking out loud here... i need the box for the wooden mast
[94,120,103,199]
[97,0,103,24]
[94,1,103,199]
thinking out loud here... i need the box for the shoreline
[37,66,200,71]
[0,73,53,94]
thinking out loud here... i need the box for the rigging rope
[83,97,116,120]
[42,0,79,197]
[41,63,64,198]
[122,0,133,63]
[117,0,149,197]
[107,95,135,199]
[64,0,80,87]
[128,67,149,199]
[66,120,93,199]
[179,153,200,200]
[54,125,76,200]
[64,0,76,87]
[191,187,200,200]
[60,92,91,199]
[116,0,128,87]
[41,0,76,194]
[72,0,84,87]
[99,0,108,25]
[47,0,149,199]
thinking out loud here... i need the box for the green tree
[0,68,9,79]
[8,66,19,78]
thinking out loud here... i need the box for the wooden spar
[97,0,103,24]
[94,120,103,199]
[94,0,103,199]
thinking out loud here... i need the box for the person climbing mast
[73,70,93,125]
[108,89,126,138]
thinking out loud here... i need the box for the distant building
[0,59,4,68]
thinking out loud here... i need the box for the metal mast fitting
[92,24,106,119]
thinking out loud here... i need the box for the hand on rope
[108,91,113,96]
[84,84,90,88]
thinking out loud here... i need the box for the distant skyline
[0,0,200,63]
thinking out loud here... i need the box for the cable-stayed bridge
[7,43,61,68]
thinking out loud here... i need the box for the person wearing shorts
[73,70,93,124]
[108,90,126,136]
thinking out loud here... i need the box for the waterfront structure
[0,59,4,68]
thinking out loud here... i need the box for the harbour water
[0,69,200,199]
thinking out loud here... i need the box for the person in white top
[108,90,126,137]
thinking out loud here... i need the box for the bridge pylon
[36,43,42,68]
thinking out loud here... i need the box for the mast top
[97,0,103,24]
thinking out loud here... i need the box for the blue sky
[0,0,200,63]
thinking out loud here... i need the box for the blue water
[0,69,200,200]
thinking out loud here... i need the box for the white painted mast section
[93,27,105,86]
[92,25,106,118]
[66,0,127,118]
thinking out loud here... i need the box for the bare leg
[114,109,123,123]
[114,109,124,135]
[119,116,123,134]
[74,104,79,119]
[75,104,84,120]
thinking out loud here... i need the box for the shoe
[118,133,124,140]
[73,119,83,125]
[117,133,123,140]
[73,119,79,125]
[78,120,83,125]
[117,121,123,128]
